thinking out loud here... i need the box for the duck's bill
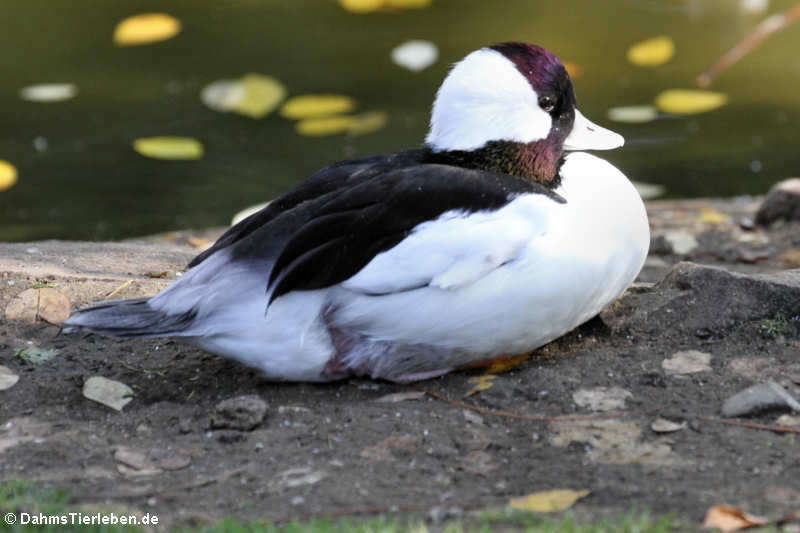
[563,109,624,151]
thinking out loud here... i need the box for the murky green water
[1,0,799,241]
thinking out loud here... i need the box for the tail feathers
[63,298,196,338]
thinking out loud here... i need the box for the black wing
[188,150,427,268]
[264,163,564,304]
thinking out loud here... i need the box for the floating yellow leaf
[132,137,203,160]
[701,505,768,532]
[232,74,286,118]
[113,13,181,46]
[281,95,357,120]
[385,0,432,8]
[339,0,383,13]
[627,35,674,67]
[391,40,438,72]
[606,105,658,124]
[348,110,388,135]
[699,206,730,224]
[655,89,728,115]
[296,116,357,137]
[464,374,496,397]
[510,489,591,513]
[562,61,582,79]
[19,83,77,103]
[0,160,18,191]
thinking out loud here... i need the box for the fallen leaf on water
[699,206,730,224]
[701,505,768,532]
[295,115,357,136]
[627,35,675,67]
[655,89,728,115]
[0,366,19,391]
[509,489,591,513]
[132,137,203,160]
[606,105,658,123]
[662,350,712,375]
[113,13,182,46]
[0,160,18,191]
[16,347,59,365]
[562,61,582,79]
[83,376,134,411]
[375,391,427,403]
[572,387,632,412]
[202,74,286,118]
[339,0,383,13]
[235,74,287,118]
[5,287,70,324]
[231,202,270,225]
[19,83,77,103]
[348,110,389,136]
[464,374,496,397]
[633,181,666,200]
[384,0,432,8]
[280,94,357,120]
[391,40,438,72]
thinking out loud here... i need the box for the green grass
[0,479,711,533]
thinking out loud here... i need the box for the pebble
[755,178,800,225]
[210,394,268,431]
[722,381,800,417]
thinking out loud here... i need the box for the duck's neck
[425,138,564,187]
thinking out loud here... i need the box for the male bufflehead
[65,43,649,383]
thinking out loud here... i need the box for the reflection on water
[1,0,799,241]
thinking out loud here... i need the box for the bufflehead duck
[65,43,649,382]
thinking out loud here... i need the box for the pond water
[1,0,799,241]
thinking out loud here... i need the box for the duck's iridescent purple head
[426,42,623,155]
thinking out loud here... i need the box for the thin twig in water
[697,2,800,87]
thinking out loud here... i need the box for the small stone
[651,418,686,433]
[150,448,192,470]
[0,366,19,391]
[722,381,800,417]
[428,506,464,524]
[755,178,800,225]
[776,414,800,426]
[82,376,134,411]
[211,394,268,431]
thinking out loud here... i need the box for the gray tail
[62,298,196,338]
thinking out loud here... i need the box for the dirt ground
[1,197,800,529]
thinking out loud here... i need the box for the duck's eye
[538,96,555,113]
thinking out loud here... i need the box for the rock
[721,381,800,417]
[82,376,134,411]
[651,418,686,433]
[4,287,70,324]
[211,395,268,431]
[0,366,19,391]
[664,232,699,255]
[755,178,800,225]
[606,262,800,337]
